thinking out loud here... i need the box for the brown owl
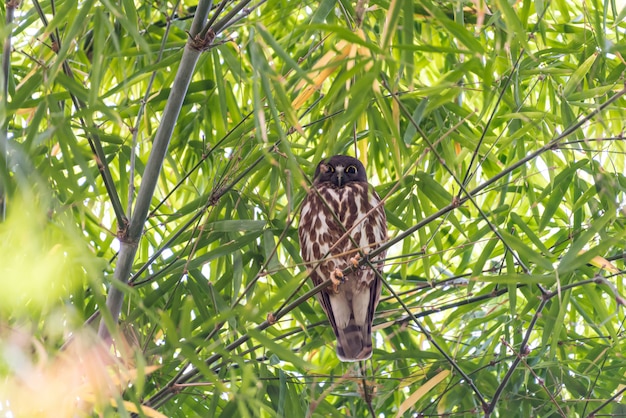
[298,155,387,362]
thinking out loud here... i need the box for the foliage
[1,0,626,416]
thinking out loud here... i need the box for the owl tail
[335,320,373,362]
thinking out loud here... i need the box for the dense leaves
[1,0,625,417]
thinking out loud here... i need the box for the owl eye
[346,165,357,174]
[327,165,335,173]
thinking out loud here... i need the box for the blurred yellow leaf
[292,30,370,110]
[396,370,450,417]
[0,197,99,313]
[578,250,620,273]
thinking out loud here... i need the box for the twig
[584,386,626,417]
[209,0,254,35]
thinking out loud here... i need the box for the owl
[298,155,387,362]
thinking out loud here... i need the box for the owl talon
[350,254,361,268]
[330,268,344,293]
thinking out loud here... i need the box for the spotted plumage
[298,155,387,362]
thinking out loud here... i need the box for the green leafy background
[1,0,625,416]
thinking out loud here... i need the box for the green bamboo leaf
[402,0,415,82]
[499,230,554,271]
[121,0,139,32]
[100,0,151,54]
[418,0,484,53]
[9,73,44,112]
[186,270,214,319]
[509,213,552,256]
[415,171,453,209]
[188,232,265,270]
[471,274,556,284]
[539,162,586,231]
[542,289,570,350]
[563,53,598,98]
[381,0,403,49]
[263,229,282,272]
[303,24,383,53]
[471,237,499,276]
[561,373,589,398]
[256,24,312,84]
[566,85,614,101]
[247,329,311,369]
[88,10,106,105]
[206,220,267,232]
[48,0,97,80]
[617,5,626,24]
[556,207,613,273]
[403,99,428,144]
[496,111,557,122]
[584,287,617,339]
[311,0,336,23]
[590,0,605,54]
[494,0,528,49]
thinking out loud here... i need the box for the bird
[298,155,387,362]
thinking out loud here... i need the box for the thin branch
[391,285,510,327]
[584,386,626,417]
[203,0,230,33]
[460,50,523,190]
[129,208,205,286]
[461,3,551,190]
[359,361,376,417]
[148,111,254,218]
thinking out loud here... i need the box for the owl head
[313,155,367,187]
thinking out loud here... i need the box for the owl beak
[335,168,344,187]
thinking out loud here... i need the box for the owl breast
[299,182,387,287]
